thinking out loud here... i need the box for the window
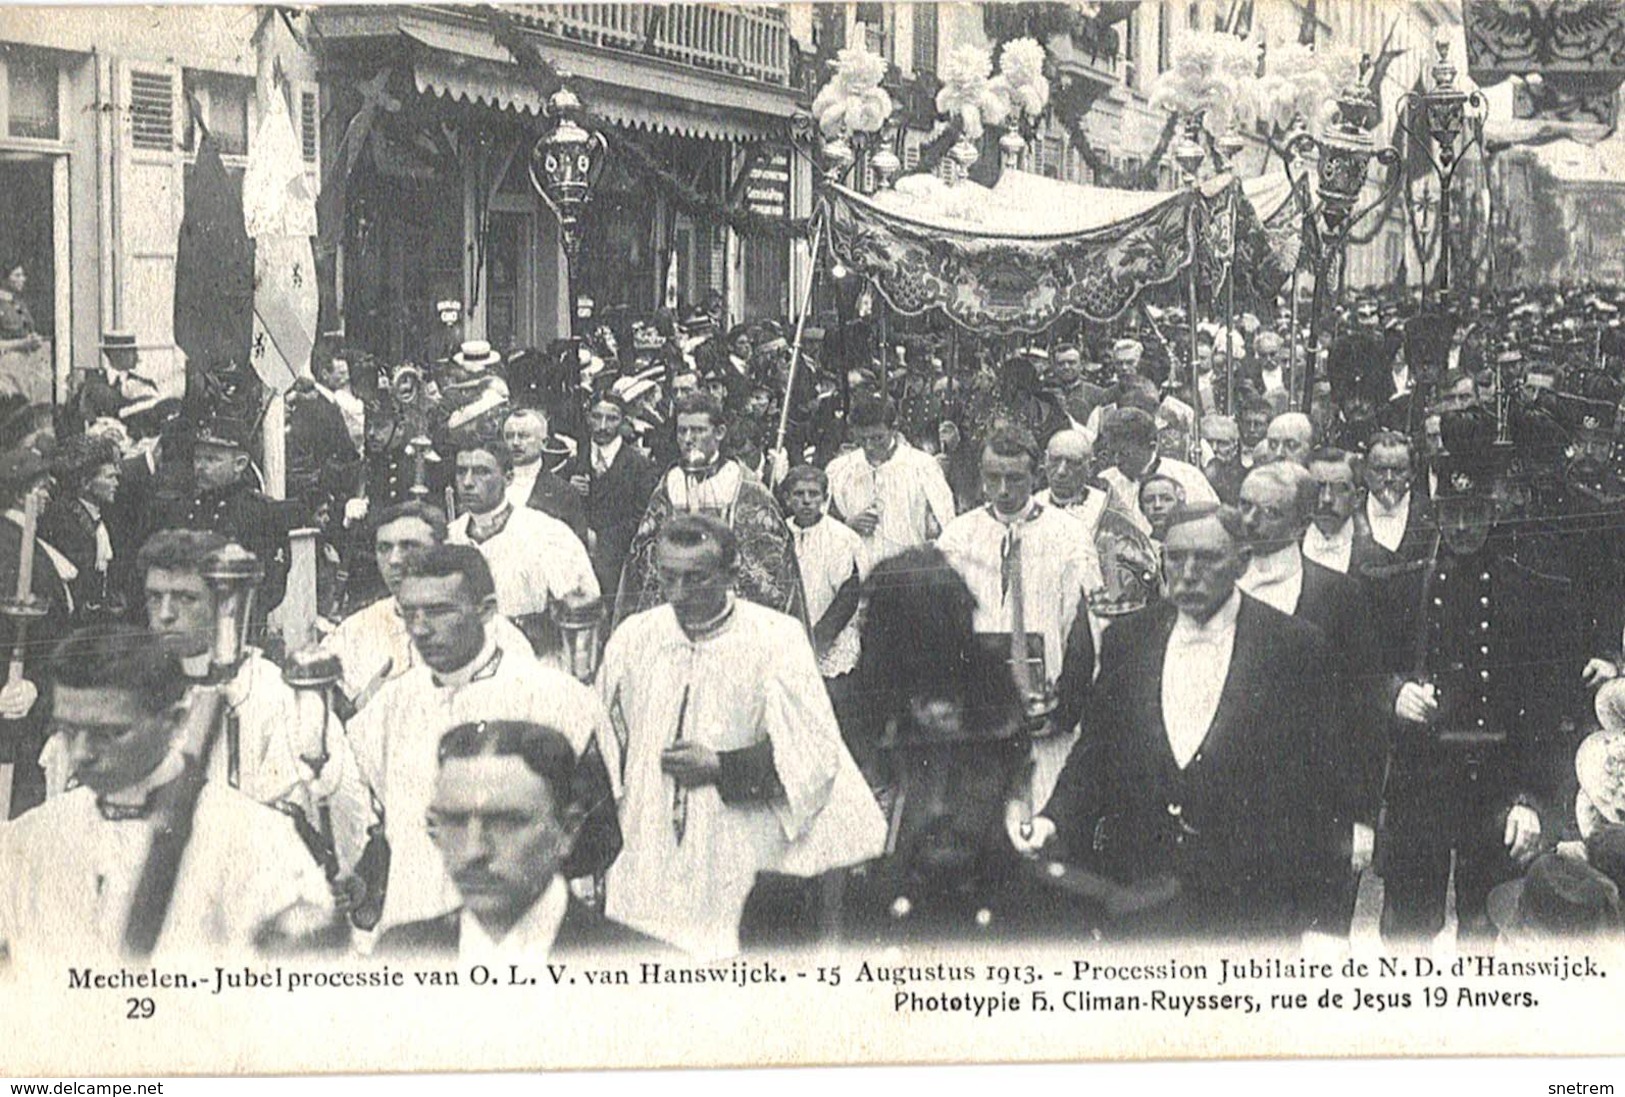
[129,70,174,152]
[1158,5,1172,73]
[5,48,60,140]
[1124,8,1139,87]
[912,3,938,75]
[856,3,888,59]
[183,70,251,157]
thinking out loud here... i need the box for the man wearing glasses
[377,721,655,961]
[1364,430,1432,561]
[0,627,333,968]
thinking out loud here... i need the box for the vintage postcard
[2,0,1625,1076]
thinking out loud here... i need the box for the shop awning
[399,16,798,143]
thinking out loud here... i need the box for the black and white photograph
[1,0,1625,1078]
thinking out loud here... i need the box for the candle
[15,486,38,601]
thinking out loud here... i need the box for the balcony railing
[507,4,791,86]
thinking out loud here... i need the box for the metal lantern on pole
[1400,40,1486,303]
[1175,113,1207,458]
[201,542,265,679]
[529,85,607,335]
[1285,58,1401,418]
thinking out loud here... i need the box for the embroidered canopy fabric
[824,169,1257,335]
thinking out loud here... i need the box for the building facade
[0,6,319,398]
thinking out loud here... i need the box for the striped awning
[401,18,797,144]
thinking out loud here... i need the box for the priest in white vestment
[599,514,883,958]
[349,545,615,932]
[936,427,1103,815]
[824,392,955,569]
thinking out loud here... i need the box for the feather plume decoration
[811,32,893,137]
[1149,31,1261,135]
[936,45,1009,140]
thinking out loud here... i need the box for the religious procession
[2,0,1624,974]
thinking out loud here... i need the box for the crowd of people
[4,275,1625,970]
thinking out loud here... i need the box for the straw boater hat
[1578,679,1625,835]
[451,340,503,372]
[100,330,138,353]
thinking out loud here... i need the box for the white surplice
[789,514,867,678]
[0,752,332,970]
[598,599,884,958]
[825,438,955,568]
[449,504,598,619]
[350,634,612,931]
[936,502,1104,811]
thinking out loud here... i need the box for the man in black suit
[565,393,658,600]
[1363,430,1433,561]
[500,406,588,543]
[76,330,161,429]
[1034,505,1336,940]
[377,720,656,960]
[1237,461,1390,934]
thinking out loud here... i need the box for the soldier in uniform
[159,420,289,618]
[1381,413,1583,949]
[768,547,1107,948]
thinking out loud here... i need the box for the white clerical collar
[988,500,1041,527]
[1172,588,1241,641]
[1306,516,1353,547]
[103,747,186,808]
[677,592,738,643]
[1246,543,1303,587]
[459,874,570,959]
[432,632,501,689]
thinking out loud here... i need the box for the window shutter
[130,69,175,151]
[300,90,318,162]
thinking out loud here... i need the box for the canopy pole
[774,213,825,458]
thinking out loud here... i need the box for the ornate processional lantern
[529,84,607,338]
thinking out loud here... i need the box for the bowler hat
[1487,853,1621,941]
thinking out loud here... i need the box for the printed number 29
[125,997,155,1019]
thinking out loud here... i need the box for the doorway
[0,153,67,406]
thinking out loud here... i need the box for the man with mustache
[612,392,805,630]
[1033,506,1336,939]
[377,721,656,961]
[1237,462,1389,936]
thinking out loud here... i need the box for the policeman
[159,419,289,616]
[1382,412,1582,948]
